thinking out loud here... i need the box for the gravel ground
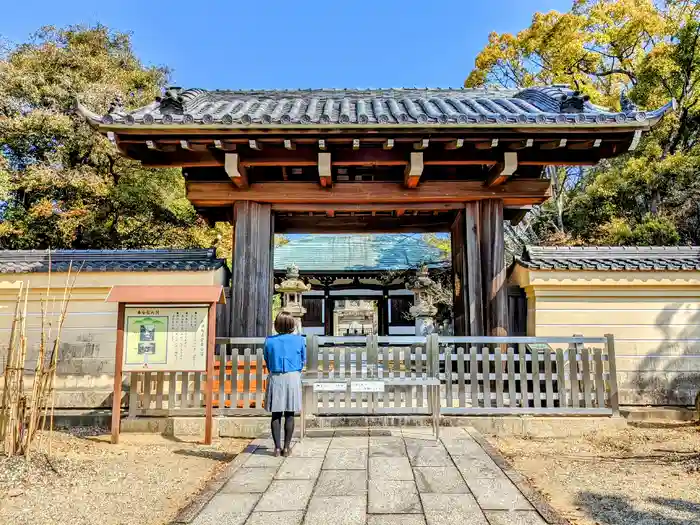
[0,428,249,525]
[489,422,700,525]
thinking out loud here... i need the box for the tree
[466,0,700,245]
[0,25,216,249]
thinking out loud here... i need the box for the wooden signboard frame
[106,285,226,445]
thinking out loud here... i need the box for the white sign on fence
[351,381,385,393]
[313,382,347,392]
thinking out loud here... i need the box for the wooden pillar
[461,200,507,336]
[324,288,333,336]
[378,289,390,336]
[450,212,468,336]
[230,201,274,337]
[482,199,507,336]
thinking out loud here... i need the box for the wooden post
[483,200,507,336]
[450,211,467,336]
[465,202,484,336]
[324,289,333,336]
[111,303,126,444]
[461,200,507,336]
[231,201,274,336]
[204,302,216,444]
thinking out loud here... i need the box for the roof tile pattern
[274,234,445,272]
[92,86,674,129]
[517,246,700,271]
[0,249,226,273]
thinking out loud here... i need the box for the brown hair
[274,312,296,334]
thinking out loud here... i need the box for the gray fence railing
[126,334,619,417]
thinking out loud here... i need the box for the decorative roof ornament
[107,96,125,115]
[559,91,590,113]
[157,86,186,113]
[620,92,638,113]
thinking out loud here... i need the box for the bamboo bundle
[0,260,79,458]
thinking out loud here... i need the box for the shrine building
[78,86,674,337]
[273,234,446,336]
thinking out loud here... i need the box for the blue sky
[0,0,572,89]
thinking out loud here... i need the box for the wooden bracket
[445,139,464,150]
[383,139,394,150]
[353,139,360,150]
[180,140,192,150]
[318,152,332,187]
[318,139,326,150]
[404,151,424,188]
[414,139,429,150]
[249,139,261,151]
[284,139,295,150]
[225,153,248,188]
[485,151,518,187]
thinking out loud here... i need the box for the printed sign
[123,305,208,371]
[351,381,385,393]
[313,382,347,392]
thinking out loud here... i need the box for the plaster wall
[0,269,228,408]
[511,266,700,405]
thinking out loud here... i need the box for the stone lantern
[274,263,311,333]
[408,265,438,336]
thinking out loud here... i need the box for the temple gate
[79,86,673,337]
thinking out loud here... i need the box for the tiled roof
[274,234,446,272]
[516,246,700,271]
[0,249,227,273]
[79,86,675,130]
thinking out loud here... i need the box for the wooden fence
[127,334,619,417]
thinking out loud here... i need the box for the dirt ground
[489,422,700,525]
[0,428,249,525]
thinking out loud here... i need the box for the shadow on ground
[576,491,700,525]
[173,449,237,461]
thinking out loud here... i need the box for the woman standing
[264,312,306,456]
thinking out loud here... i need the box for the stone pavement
[190,427,549,525]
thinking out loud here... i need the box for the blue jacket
[264,334,306,373]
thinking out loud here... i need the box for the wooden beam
[249,139,261,150]
[414,139,429,150]
[404,151,424,188]
[284,139,296,150]
[445,139,464,150]
[318,152,332,187]
[140,146,602,169]
[485,152,518,188]
[271,202,466,213]
[275,214,454,234]
[186,179,551,207]
[224,153,248,188]
[383,139,394,150]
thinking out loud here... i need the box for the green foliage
[468,1,700,246]
[0,25,216,249]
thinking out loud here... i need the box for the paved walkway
[190,427,547,525]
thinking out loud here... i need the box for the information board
[123,305,208,371]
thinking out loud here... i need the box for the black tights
[271,411,294,450]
